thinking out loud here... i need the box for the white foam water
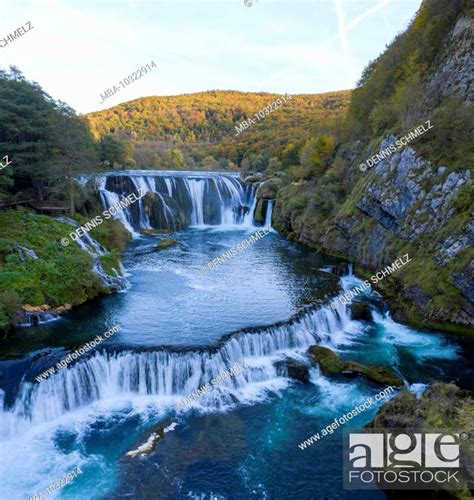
[82,171,259,235]
[0,268,461,499]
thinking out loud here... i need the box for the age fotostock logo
[344,430,473,490]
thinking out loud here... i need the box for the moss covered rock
[254,199,265,225]
[140,229,171,236]
[275,360,310,383]
[308,346,403,387]
[153,239,178,251]
[350,302,372,321]
[257,178,283,199]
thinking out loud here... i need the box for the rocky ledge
[308,346,404,387]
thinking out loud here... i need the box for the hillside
[273,0,473,334]
[85,90,350,172]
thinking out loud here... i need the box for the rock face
[254,199,270,225]
[367,383,474,499]
[274,5,474,333]
[427,15,474,103]
[308,346,404,387]
[356,143,471,244]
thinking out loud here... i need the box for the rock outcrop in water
[308,346,404,387]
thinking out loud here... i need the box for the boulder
[350,302,372,321]
[276,360,310,383]
[367,383,474,497]
[257,178,282,199]
[243,174,264,184]
[254,199,266,225]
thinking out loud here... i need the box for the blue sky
[0,0,422,113]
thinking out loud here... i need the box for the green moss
[257,177,282,199]
[254,199,265,224]
[0,210,126,324]
[74,214,131,252]
[368,383,473,498]
[140,229,172,236]
[308,346,343,374]
[99,251,122,276]
[154,238,178,250]
[308,346,403,386]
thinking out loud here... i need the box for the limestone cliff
[274,0,473,334]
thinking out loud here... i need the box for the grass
[0,209,130,331]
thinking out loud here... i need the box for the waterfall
[264,200,274,228]
[19,312,60,327]
[81,171,258,234]
[0,301,356,438]
[55,216,128,292]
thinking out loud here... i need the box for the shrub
[0,289,23,332]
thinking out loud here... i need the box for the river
[0,171,471,499]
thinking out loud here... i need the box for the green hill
[85,90,350,172]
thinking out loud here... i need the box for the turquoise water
[0,228,470,500]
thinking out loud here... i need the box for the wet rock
[275,360,310,383]
[125,419,176,459]
[14,244,38,262]
[140,229,172,236]
[254,199,266,225]
[330,262,351,277]
[349,302,372,321]
[243,174,264,184]
[153,239,178,251]
[308,346,403,387]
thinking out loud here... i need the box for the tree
[297,134,335,179]
[99,134,128,168]
[50,104,98,215]
[0,66,61,200]
[281,143,302,168]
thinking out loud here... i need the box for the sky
[0,0,423,114]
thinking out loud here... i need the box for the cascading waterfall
[19,312,60,328]
[81,171,258,233]
[264,199,274,228]
[0,301,356,438]
[55,216,128,292]
[18,218,127,328]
